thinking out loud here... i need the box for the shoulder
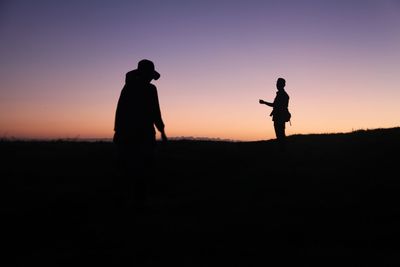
[125,70,138,83]
[126,69,136,76]
[125,70,135,79]
[281,90,289,98]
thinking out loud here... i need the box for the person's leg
[274,121,286,150]
[274,121,286,139]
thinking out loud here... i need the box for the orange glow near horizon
[1,75,399,141]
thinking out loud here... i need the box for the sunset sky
[1,0,399,141]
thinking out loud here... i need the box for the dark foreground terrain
[2,128,400,266]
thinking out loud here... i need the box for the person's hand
[161,131,168,143]
[259,99,265,104]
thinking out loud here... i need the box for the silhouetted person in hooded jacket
[113,59,167,207]
[259,77,290,150]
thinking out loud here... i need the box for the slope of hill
[1,127,399,266]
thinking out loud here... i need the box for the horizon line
[1,126,399,143]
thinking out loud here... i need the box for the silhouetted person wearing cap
[259,78,291,150]
[113,59,167,208]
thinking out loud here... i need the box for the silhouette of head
[137,59,160,81]
[276,78,286,90]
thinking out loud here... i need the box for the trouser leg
[274,121,286,150]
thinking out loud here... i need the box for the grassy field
[2,127,400,266]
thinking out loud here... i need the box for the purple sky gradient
[1,0,399,140]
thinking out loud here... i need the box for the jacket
[114,70,164,144]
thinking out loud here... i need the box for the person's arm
[259,99,274,107]
[152,86,168,142]
[160,130,168,142]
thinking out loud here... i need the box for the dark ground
[1,127,400,266]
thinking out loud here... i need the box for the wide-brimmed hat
[137,59,160,80]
